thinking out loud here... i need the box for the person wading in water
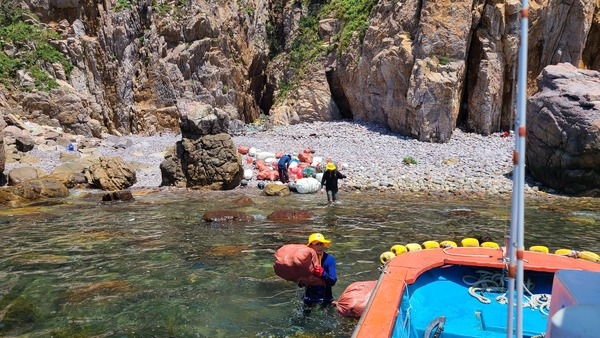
[320,163,346,205]
[302,233,337,315]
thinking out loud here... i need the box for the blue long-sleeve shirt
[304,252,337,304]
[278,154,292,169]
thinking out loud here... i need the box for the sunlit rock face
[2,0,598,146]
[527,63,600,197]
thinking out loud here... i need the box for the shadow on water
[0,188,598,337]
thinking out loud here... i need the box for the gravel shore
[233,121,532,196]
[7,121,546,196]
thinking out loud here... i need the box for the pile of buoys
[379,238,600,265]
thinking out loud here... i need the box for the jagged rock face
[13,0,268,136]
[4,0,599,145]
[0,137,5,177]
[331,0,477,142]
[527,63,600,196]
[467,0,520,135]
[529,0,598,80]
[160,103,243,190]
[328,0,600,142]
[269,63,342,125]
[0,114,5,176]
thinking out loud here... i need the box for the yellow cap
[307,233,331,247]
[326,163,336,171]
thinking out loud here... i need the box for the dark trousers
[278,167,289,183]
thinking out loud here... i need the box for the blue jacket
[278,154,292,170]
[304,252,337,304]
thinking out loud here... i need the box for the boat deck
[396,265,553,337]
[353,247,600,338]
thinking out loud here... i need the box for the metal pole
[506,0,529,338]
[511,0,529,337]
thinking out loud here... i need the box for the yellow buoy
[440,240,457,248]
[461,238,480,247]
[529,245,549,254]
[380,251,396,265]
[555,249,577,257]
[390,244,407,256]
[422,240,440,249]
[481,241,500,249]
[405,243,422,252]
[578,251,600,263]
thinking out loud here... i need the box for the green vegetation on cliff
[289,0,379,66]
[0,0,73,91]
[323,0,379,51]
[274,0,378,99]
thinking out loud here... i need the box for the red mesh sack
[336,281,377,318]
[238,145,249,155]
[273,244,325,286]
[256,170,277,181]
[298,152,312,164]
[254,160,266,170]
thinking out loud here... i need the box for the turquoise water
[0,189,598,337]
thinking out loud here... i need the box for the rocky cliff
[0,0,598,143]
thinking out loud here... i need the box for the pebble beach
[233,121,529,196]
[7,120,546,197]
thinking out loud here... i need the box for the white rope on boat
[465,269,550,314]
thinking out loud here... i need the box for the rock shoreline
[4,121,551,198]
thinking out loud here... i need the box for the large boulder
[11,177,69,200]
[85,157,137,191]
[526,63,600,196]
[7,166,47,185]
[263,183,290,196]
[49,162,88,188]
[160,103,243,190]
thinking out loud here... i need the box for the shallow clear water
[0,189,598,337]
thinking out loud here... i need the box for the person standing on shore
[278,154,292,183]
[303,233,337,315]
[321,163,346,205]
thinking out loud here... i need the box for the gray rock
[15,134,35,152]
[8,166,46,185]
[160,134,243,190]
[526,63,600,196]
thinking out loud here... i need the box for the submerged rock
[267,209,315,222]
[202,210,254,222]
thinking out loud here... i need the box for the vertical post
[507,0,529,337]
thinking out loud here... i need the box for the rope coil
[464,269,550,314]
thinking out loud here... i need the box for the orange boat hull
[353,247,600,338]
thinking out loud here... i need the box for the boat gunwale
[352,247,600,338]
